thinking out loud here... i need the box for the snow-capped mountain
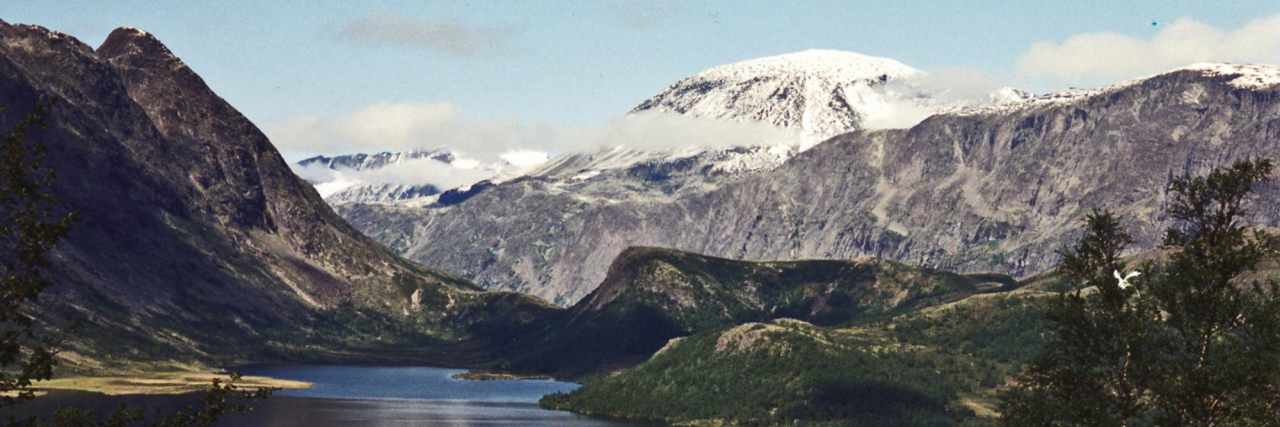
[340,61,1280,306]
[302,50,969,206]
[508,144,800,205]
[632,49,934,141]
[294,148,523,204]
[297,148,456,172]
[294,149,453,201]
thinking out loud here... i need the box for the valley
[2,8,1279,427]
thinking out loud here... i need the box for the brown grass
[31,372,310,396]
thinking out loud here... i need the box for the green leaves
[0,105,72,408]
[1002,159,1280,425]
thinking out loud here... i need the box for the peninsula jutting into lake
[3,3,1280,426]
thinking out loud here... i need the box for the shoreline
[451,370,555,381]
[27,372,312,396]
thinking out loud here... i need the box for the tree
[1002,159,1280,426]
[0,106,71,406]
[1,106,270,426]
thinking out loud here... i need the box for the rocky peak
[0,20,95,54]
[97,26,177,64]
[96,26,279,231]
[0,20,509,365]
[632,49,931,140]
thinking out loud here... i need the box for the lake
[3,366,640,427]
[220,365,633,426]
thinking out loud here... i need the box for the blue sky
[4,1,1279,158]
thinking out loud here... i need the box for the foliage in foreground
[6,373,272,427]
[0,107,72,407]
[1002,159,1280,425]
[0,107,271,426]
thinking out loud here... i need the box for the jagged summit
[696,49,922,82]
[98,26,179,64]
[632,49,933,140]
[117,25,150,36]
[0,21,94,55]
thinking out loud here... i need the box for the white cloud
[292,157,494,198]
[269,103,801,159]
[499,149,550,168]
[589,112,800,152]
[271,102,803,191]
[269,102,546,160]
[338,14,517,56]
[910,67,1005,102]
[1017,15,1280,85]
[269,102,458,155]
[860,67,1010,131]
[859,101,937,131]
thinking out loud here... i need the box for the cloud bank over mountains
[282,13,1280,194]
[1018,14,1280,85]
[270,102,801,159]
[273,103,803,193]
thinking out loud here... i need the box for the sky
[4,1,1280,164]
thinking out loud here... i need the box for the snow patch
[1177,63,1280,89]
[949,62,1280,117]
[698,49,923,82]
[118,26,149,36]
[634,49,929,139]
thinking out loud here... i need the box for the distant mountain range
[336,56,1280,306]
[297,49,1021,208]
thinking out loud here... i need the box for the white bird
[1114,270,1141,290]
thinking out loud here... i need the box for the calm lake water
[3,366,640,427]
[220,365,636,427]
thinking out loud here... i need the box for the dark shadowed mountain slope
[494,246,1014,374]
[0,22,539,367]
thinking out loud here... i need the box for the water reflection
[217,396,629,427]
[1,366,639,427]
[240,365,579,402]
[216,365,632,426]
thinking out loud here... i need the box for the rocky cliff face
[341,64,1280,305]
[0,22,517,365]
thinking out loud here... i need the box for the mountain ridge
[491,246,1016,374]
[0,21,537,368]
[338,62,1280,305]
